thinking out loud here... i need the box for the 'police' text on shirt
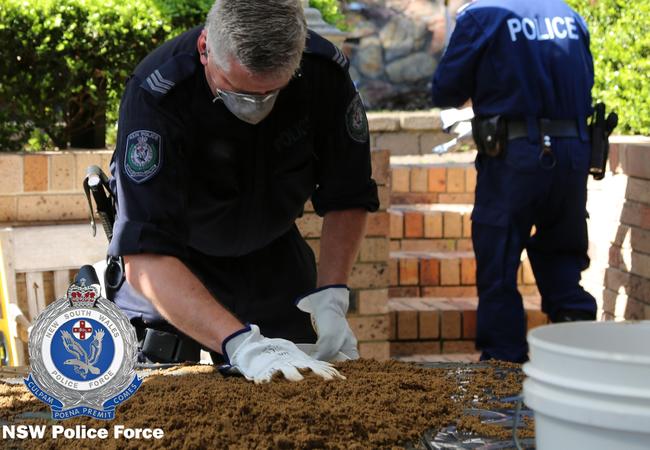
[507,16,579,42]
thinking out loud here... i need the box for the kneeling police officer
[107,0,379,382]
[432,0,600,362]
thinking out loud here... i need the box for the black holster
[588,102,618,180]
[471,115,508,157]
[83,165,125,300]
[105,255,125,301]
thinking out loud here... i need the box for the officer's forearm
[124,254,244,353]
[317,209,368,286]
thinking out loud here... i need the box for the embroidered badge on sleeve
[124,130,162,184]
[345,93,369,143]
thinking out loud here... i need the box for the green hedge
[568,0,650,135]
[0,0,171,151]
[0,0,345,151]
[311,0,346,30]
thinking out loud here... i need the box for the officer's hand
[296,286,360,362]
[220,325,344,384]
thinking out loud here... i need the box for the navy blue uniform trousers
[472,137,597,362]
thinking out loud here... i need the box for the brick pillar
[604,142,650,320]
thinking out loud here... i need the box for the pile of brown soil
[0,360,533,449]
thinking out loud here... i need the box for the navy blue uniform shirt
[109,27,379,260]
[432,0,594,120]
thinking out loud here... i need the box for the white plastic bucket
[523,321,650,450]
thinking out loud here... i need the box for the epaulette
[304,30,349,71]
[139,53,197,100]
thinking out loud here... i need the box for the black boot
[550,309,596,323]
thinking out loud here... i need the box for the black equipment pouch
[141,329,201,363]
[471,115,508,157]
[589,102,618,180]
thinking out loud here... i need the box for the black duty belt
[507,119,580,140]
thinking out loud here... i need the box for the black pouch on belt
[141,328,201,363]
[589,102,618,180]
[471,115,508,157]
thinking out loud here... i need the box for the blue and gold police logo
[124,129,162,184]
[25,279,141,420]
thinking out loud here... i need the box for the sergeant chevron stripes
[146,70,175,94]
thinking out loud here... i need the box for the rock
[349,66,362,87]
[342,39,357,57]
[385,52,436,83]
[341,0,474,110]
[346,19,378,39]
[427,14,448,55]
[379,15,428,62]
[359,80,395,109]
[356,36,384,79]
[388,0,438,23]
[377,83,434,111]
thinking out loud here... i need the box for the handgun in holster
[83,165,125,301]
[589,102,618,180]
[471,115,508,157]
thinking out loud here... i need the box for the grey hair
[205,0,307,79]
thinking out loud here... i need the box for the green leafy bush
[152,0,213,36]
[0,0,171,151]
[568,0,650,135]
[310,0,346,30]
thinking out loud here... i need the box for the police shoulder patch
[345,93,369,143]
[124,130,162,184]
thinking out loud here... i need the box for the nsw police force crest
[25,278,141,420]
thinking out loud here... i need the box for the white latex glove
[296,285,360,361]
[221,325,344,384]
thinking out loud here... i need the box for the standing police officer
[109,0,379,382]
[431,0,597,362]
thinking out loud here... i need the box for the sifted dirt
[0,360,533,449]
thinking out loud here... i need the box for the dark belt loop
[526,116,539,144]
